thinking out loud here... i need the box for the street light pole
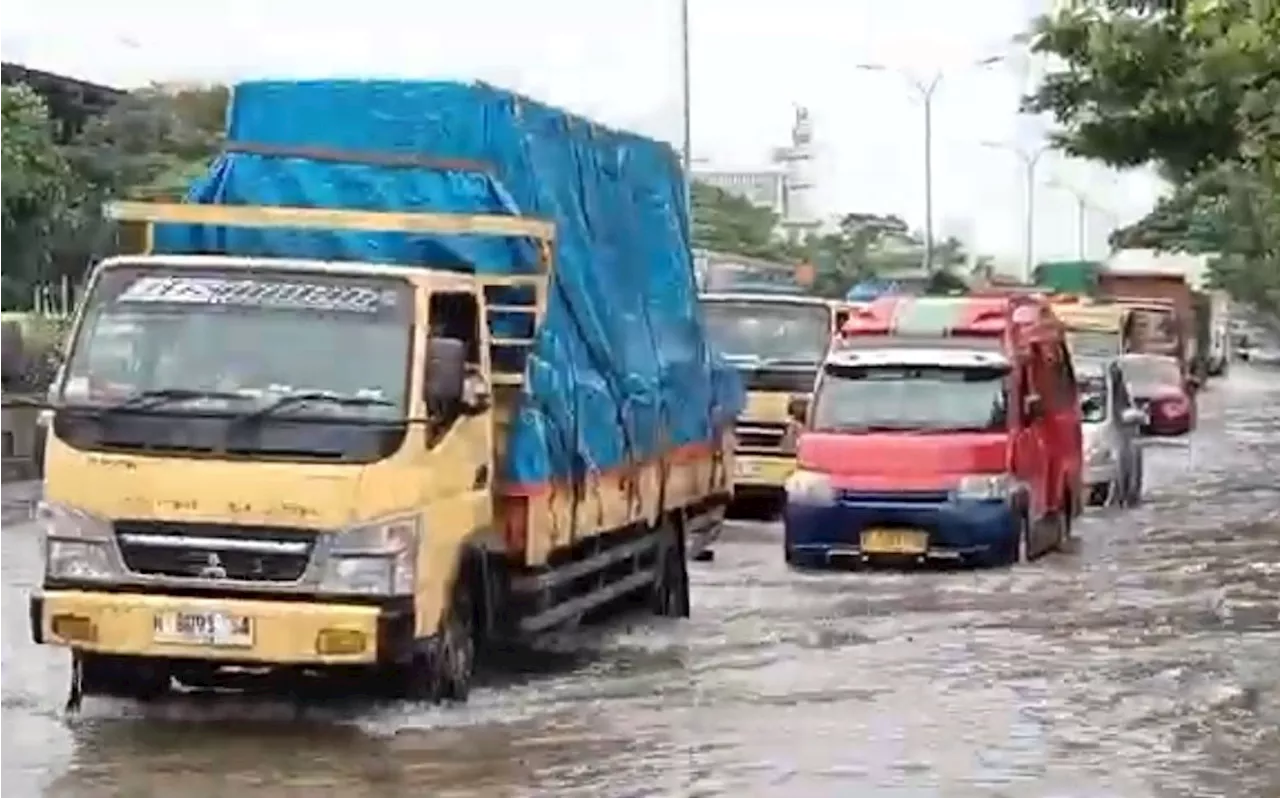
[679,0,693,217]
[1046,178,1094,260]
[856,56,1003,273]
[983,141,1051,280]
[921,75,940,274]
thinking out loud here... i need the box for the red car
[1117,353,1198,436]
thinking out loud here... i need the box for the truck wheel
[79,653,169,701]
[387,580,476,704]
[430,581,476,702]
[652,520,690,618]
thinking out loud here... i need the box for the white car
[1077,360,1146,507]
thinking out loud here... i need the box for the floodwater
[4,368,1278,798]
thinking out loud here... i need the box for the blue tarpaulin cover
[153,80,743,487]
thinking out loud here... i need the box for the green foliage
[690,181,971,298]
[2,85,79,309]
[1024,0,1280,312]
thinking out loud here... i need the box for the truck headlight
[38,501,117,581]
[953,473,1017,502]
[784,469,836,506]
[318,514,420,596]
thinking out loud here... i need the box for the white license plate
[153,611,253,647]
[734,460,761,478]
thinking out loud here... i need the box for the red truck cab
[783,295,1084,567]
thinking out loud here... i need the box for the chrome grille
[735,421,788,453]
[114,520,316,582]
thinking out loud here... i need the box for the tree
[1022,0,1280,311]
[44,83,230,283]
[690,181,798,262]
[2,84,81,309]
[1022,0,1257,178]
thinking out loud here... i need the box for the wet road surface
[4,368,1279,797]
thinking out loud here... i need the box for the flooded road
[4,368,1278,797]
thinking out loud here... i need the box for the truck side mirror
[425,337,466,413]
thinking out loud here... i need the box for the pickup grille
[736,421,789,453]
[114,520,317,582]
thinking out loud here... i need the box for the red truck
[1097,272,1206,423]
[1097,272,1191,364]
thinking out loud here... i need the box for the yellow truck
[699,292,847,511]
[28,82,737,707]
[1049,297,1134,364]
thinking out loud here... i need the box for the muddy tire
[385,580,476,704]
[78,653,169,701]
[430,582,476,702]
[652,520,690,618]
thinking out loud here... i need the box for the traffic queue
[702,288,1208,571]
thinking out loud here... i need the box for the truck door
[424,291,495,526]
[1011,360,1048,522]
[1046,340,1082,516]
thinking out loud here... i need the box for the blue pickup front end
[783,490,1018,567]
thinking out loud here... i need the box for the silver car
[1077,360,1146,507]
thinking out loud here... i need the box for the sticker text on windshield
[116,276,399,314]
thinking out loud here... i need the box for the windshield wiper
[228,391,396,430]
[104,388,250,412]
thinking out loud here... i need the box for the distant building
[695,168,788,216]
[1,62,123,143]
[692,105,822,233]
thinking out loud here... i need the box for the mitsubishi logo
[197,552,228,579]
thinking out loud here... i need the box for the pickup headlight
[784,469,836,506]
[953,473,1017,502]
[38,501,117,581]
[317,514,420,596]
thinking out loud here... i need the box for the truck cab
[31,198,725,707]
[783,295,1083,568]
[1047,296,1133,361]
[699,292,846,512]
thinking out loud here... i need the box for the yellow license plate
[860,528,929,555]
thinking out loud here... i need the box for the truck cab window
[428,292,481,364]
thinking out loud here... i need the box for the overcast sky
[3,0,1163,270]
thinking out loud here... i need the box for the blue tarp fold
[153,80,743,486]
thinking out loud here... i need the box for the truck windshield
[1067,329,1120,360]
[812,363,1009,433]
[1127,308,1179,353]
[702,301,831,365]
[60,268,412,415]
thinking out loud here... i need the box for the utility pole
[856,56,1004,273]
[679,0,693,217]
[1047,178,1095,260]
[983,141,1051,280]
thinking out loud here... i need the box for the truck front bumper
[30,589,414,666]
